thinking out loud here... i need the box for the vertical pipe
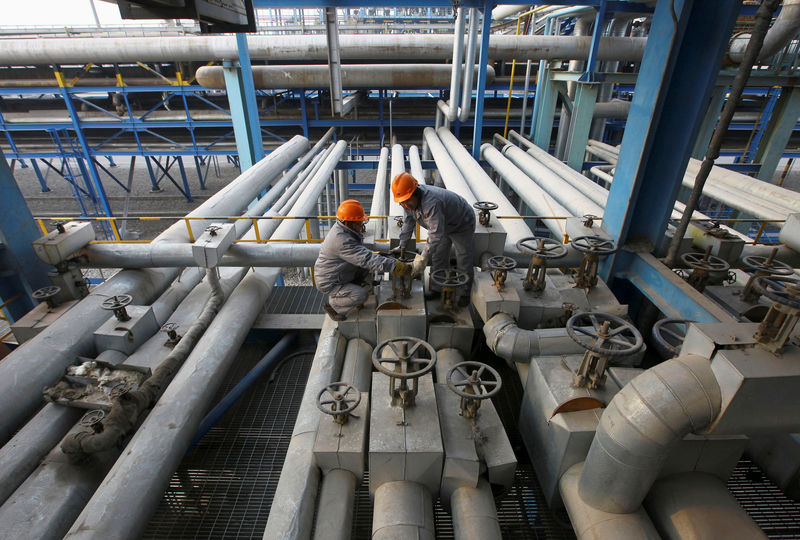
[447,8,467,121]
[458,8,480,122]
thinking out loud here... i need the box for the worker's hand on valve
[411,254,428,277]
[393,260,411,276]
[390,246,403,257]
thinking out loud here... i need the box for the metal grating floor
[262,286,325,315]
[729,458,800,539]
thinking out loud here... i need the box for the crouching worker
[315,199,411,321]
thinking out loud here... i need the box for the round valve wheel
[32,285,61,301]
[571,235,617,255]
[652,318,693,357]
[161,322,179,333]
[371,336,437,379]
[487,255,517,272]
[430,269,469,289]
[742,255,794,276]
[566,312,644,357]
[446,361,502,400]
[680,251,730,272]
[516,236,568,259]
[79,409,106,428]
[754,275,800,310]
[473,201,499,212]
[101,294,133,311]
[316,382,361,417]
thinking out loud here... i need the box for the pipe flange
[652,318,693,358]
[317,381,361,424]
[516,236,567,259]
[566,312,643,357]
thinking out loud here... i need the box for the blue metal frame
[471,2,495,159]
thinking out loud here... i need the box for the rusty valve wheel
[754,275,800,310]
[371,336,437,379]
[446,361,502,400]
[78,409,106,429]
[473,201,498,226]
[680,251,730,272]
[516,236,568,259]
[430,269,470,288]
[101,294,133,322]
[742,255,794,276]
[566,312,644,357]
[32,285,61,301]
[488,255,517,272]
[316,382,361,423]
[652,318,694,357]
[571,235,617,255]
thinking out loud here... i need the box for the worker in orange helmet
[315,199,411,321]
[391,172,475,306]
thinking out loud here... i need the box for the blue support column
[144,156,161,192]
[532,64,559,149]
[565,82,599,170]
[222,34,264,172]
[30,160,50,193]
[0,148,52,321]
[755,86,800,181]
[471,2,495,159]
[299,89,309,138]
[691,85,726,159]
[598,0,742,316]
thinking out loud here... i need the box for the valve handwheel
[101,294,133,311]
[473,201,498,212]
[79,409,105,428]
[566,312,644,357]
[32,285,61,300]
[446,361,502,400]
[371,336,437,379]
[487,255,517,272]
[754,275,800,310]
[316,381,361,417]
[652,318,693,357]
[742,255,794,276]
[680,251,730,272]
[516,236,568,259]
[571,235,617,255]
[430,269,469,288]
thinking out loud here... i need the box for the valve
[487,255,517,291]
[582,214,598,228]
[567,312,643,389]
[78,409,105,433]
[571,235,617,289]
[32,285,62,309]
[446,361,501,419]
[391,249,416,299]
[516,236,567,292]
[741,248,793,303]
[317,381,361,425]
[652,318,694,358]
[679,247,730,293]
[430,269,469,311]
[753,275,800,352]
[100,294,133,322]
[372,336,436,408]
[473,201,498,227]
[161,322,181,346]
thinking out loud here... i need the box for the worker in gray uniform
[391,172,475,306]
[315,199,411,321]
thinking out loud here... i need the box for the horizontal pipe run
[423,127,477,204]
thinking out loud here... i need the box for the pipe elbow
[483,312,538,364]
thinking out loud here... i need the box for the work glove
[411,254,428,278]
[393,260,411,276]
[390,245,403,257]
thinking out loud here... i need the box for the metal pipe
[408,144,424,182]
[367,147,389,241]
[578,354,721,514]
[264,317,347,539]
[458,8,480,122]
[560,463,660,540]
[445,8,467,122]
[372,481,435,540]
[482,143,570,238]
[519,59,533,134]
[0,34,648,65]
[339,338,373,393]
[451,478,502,540]
[644,472,767,539]
[436,127,534,253]
[324,7,343,115]
[313,469,357,540]
[389,143,405,218]
[729,0,800,63]
[423,128,477,204]
[482,312,587,363]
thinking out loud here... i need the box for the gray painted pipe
[0,34,648,65]
[729,0,800,63]
[389,143,405,218]
[482,143,571,239]
[458,8,480,122]
[408,144,424,183]
[578,354,721,514]
[644,472,767,540]
[451,478,502,540]
[264,317,347,539]
[313,469,357,540]
[340,338,373,393]
[435,127,534,253]
[445,8,467,122]
[372,481,435,540]
[366,147,389,241]
[435,348,465,383]
[560,463,660,540]
[482,312,587,363]
[424,127,477,204]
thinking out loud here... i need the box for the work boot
[323,302,346,321]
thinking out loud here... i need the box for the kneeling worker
[315,199,411,321]
[391,172,476,306]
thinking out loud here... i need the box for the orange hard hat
[392,172,419,203]
[337,199,368,222]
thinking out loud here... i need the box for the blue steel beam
[755,86,800,181]
[472,2,495,160]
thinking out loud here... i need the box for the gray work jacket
[314,221,396,294]
[398,184,475,258]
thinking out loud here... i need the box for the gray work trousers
[429,230,474,296]
[327,283,369,315]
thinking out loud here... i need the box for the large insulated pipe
[729,0,800,63]
[482,143,571,239]
[578,354,721,514]
[313,469,357,540]
[389,143,405,223]
[436,127,534,252]
[644,472,767,539]
[408,144,424,181]
[458,8,480,122]
[367,147,390,241]
[483,312,588,363]
[451,478,502,540]
[264,317,347,539]
[339,338,373,392]
[0,34,648,65]
[423,128,477,203]
[560,463,660,540]
[372,481,435,540]
[196,63,496,89]
[445,8,467,122]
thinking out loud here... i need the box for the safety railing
[0,294,21,344]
